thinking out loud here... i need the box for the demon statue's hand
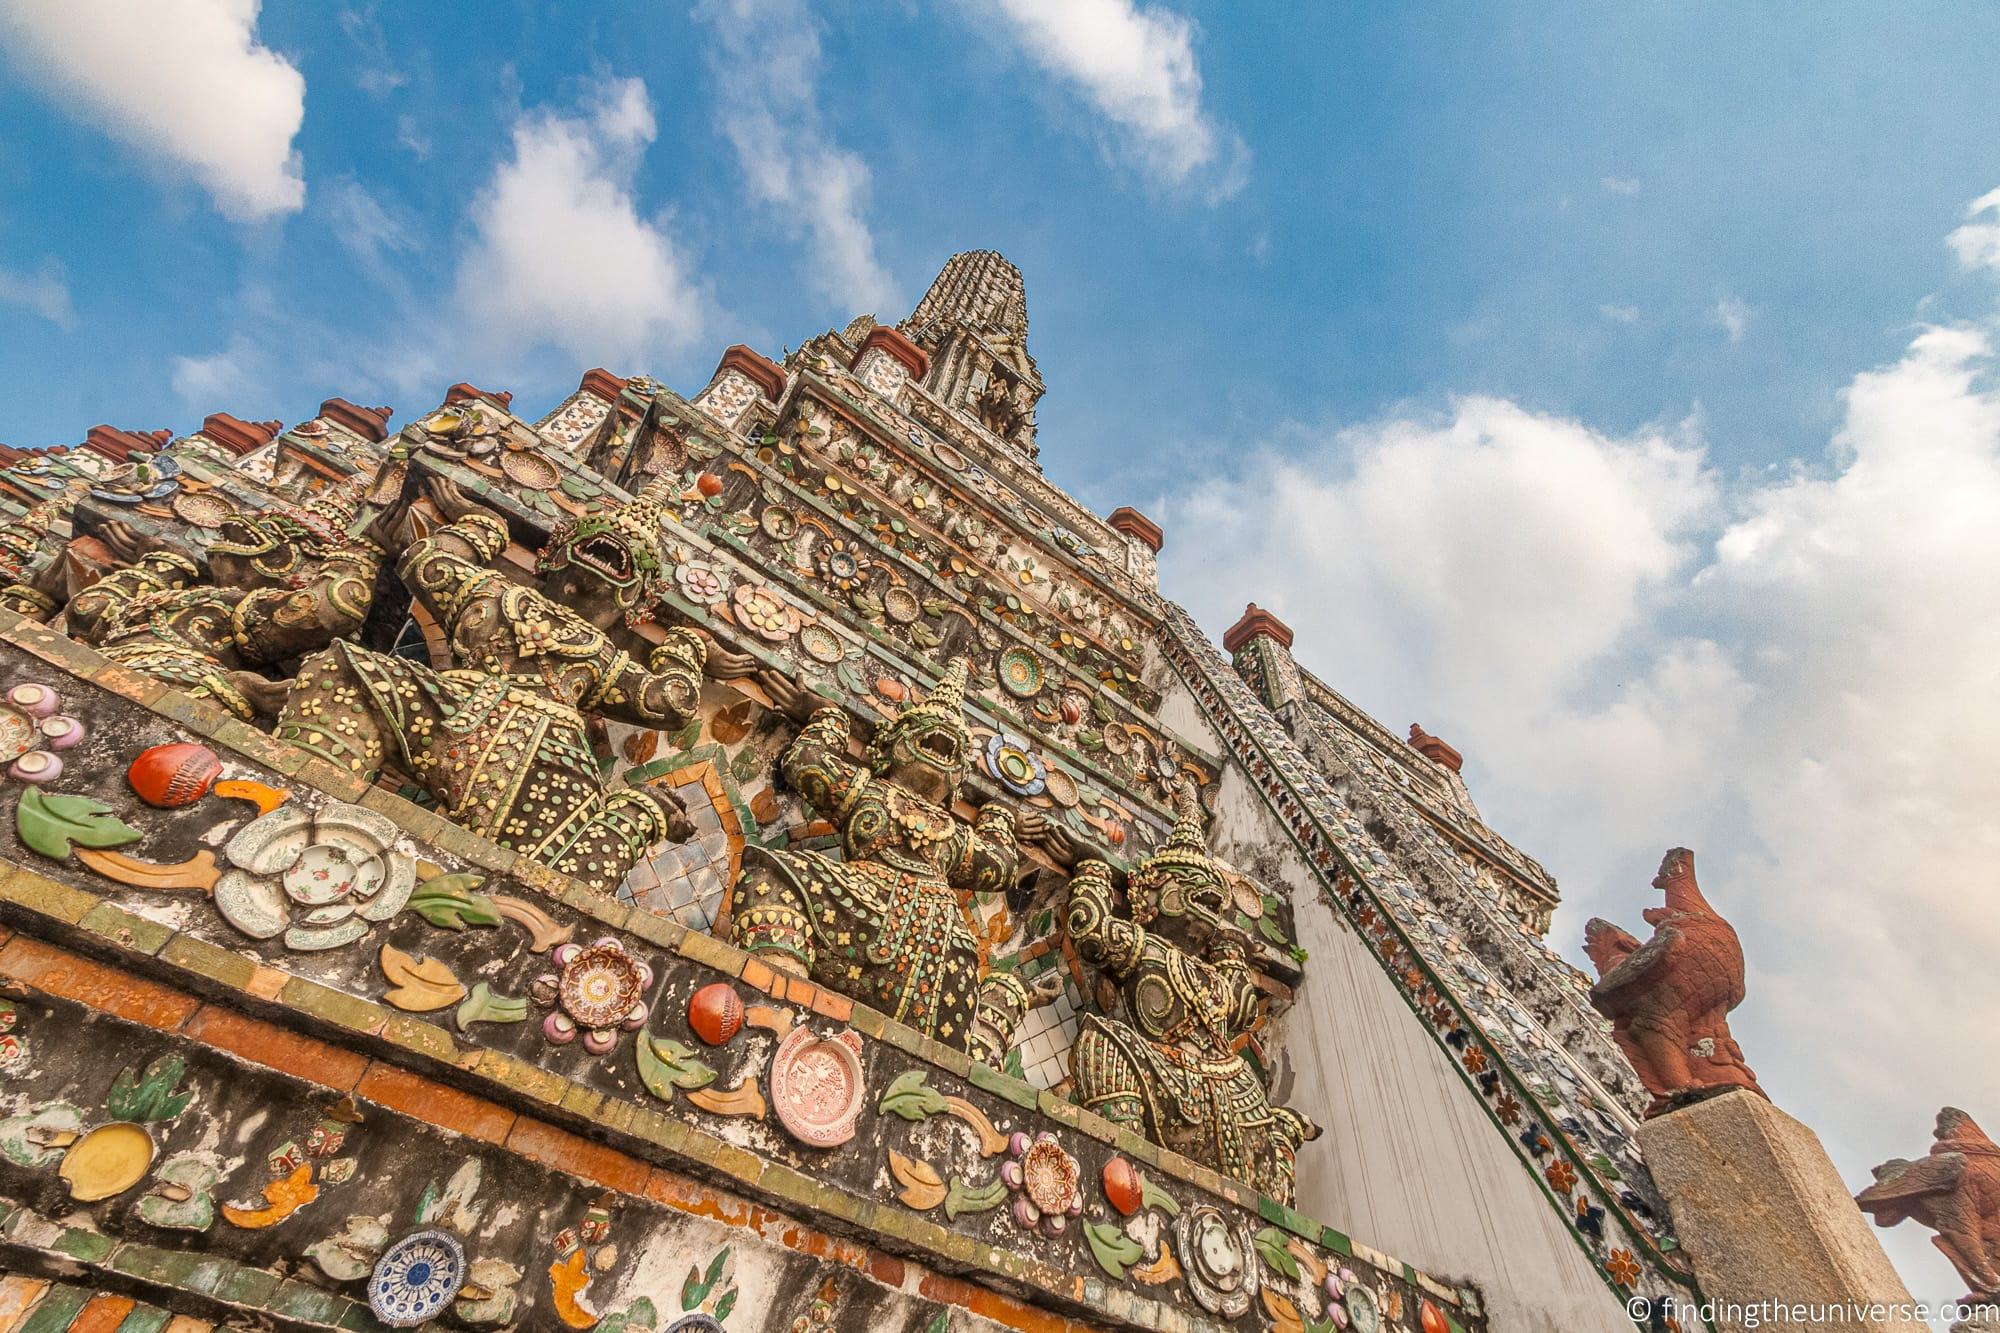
[97,519,159,566]
[1015,807,1079,867]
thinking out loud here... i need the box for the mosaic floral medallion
[534,937,653,1054]
[931,441,968,471]
[997,647,1044,698]
[1177,1203,1258,1317]
[813,538,867,593]
[1001,1131,1081,1234]
[761,506,800,540]
[675,561,728,606]
[881,586,923,624]
[982,734,1047,797]
[214,803,416,951]
[770,1027,864,1148]
[171,490,234,529]
[798,623,845,664]
[733,584,800,641]
[1344,1281,1382,1333]
[368,1229,466,1327]
[500,449,561,490]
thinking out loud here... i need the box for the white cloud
[0,259,77,329]
[0,0,305,221]
[453,78,706,370]
[170,335,259,403]
[396,114,432,161]
[337,5,406,97]
[326,176,417,275]
[1601,175,1641,197]
[1160,190,2000,1306]
[1946,185,2000,274]
[978,0,1247,200]
[1599,302,1640,324]
[695,0,899,314]
[1712,293,1751,343]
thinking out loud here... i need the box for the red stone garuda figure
[1066,790,1320,1204]
[1584,847,1765,1117]
[66,489,378,720]
[730,659,1021,1051]
[1856,1108,2000,1302]
[275,478,706,894]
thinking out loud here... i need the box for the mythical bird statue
[1856,1108,2000,1302]
[1584,847,1764,1117]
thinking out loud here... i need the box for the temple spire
[901,250,1044,465]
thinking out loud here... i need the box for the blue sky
[5,2,2000,1312]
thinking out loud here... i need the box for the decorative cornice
[580,366,629,400]
[1106,506,1164,553]
[445,382,512,409]
[198,412,283,457]
[1221,602,1293,654]
[81,425,172,462]
[716,344,787,403]
[854,325,930,381]
[317,398,392,443]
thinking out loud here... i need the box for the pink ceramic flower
[532,937,653,1055]
[1000,1131,1082,1234]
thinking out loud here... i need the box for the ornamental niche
[1067,790,1321,1205]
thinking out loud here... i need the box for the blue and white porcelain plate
[368,1229,466,1327]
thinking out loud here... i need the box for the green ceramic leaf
[1253,1226,1301,1280]
[925,1314,950,1333]
[878,1069,947,1121]
[1138,1173,1180,1218]
[15,787,143,860]
[105,1053,193,1123]
[455,983,528,1031]
[712,1288,737,1323]
[408,875,499,930]
[1083,1220,1145,1281]
[943,1175,1007,1221]
[637,1034,717,1100]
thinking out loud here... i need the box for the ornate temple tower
[0,245,1893,1333]
[901,250,1044,465]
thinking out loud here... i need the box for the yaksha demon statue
[731,659,1021,1050]
[1856,1108,2000,1303]
[67,490,378,720]
[1066,790,1320,1205]
[1584,847,1765,1117]
[275,477,705,894]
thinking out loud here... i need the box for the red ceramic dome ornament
[687,982,744,1046]
[1420,1298,1450,1333]
[128,743,224,808]
[1102,1156,1144,1217]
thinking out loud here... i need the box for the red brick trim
[317,398,392,442]
[715,345,787,403]
[854,326,929,380]
[1222,602,1294,653]
[1105,506,1163,552]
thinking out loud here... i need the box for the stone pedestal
[1638,1090,1925,1332]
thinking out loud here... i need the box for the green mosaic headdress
[210,480,373,577]
[867,658,973,780]
[537,475,674,614]
[1126,784,1234,937]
